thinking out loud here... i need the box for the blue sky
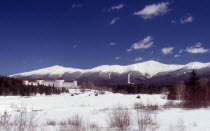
[0,0,210,75]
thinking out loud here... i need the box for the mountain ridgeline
[10,61,210,86]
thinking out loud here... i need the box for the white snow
[0,90,210,130]
[185,62,210,69]
[10,60,210,78]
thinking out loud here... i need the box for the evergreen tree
[45,86,52,95]
[61,87,66,93]
[39,86,45,95]
[0,86,4,95]
[184,70,207,108]
[184,70,200,100]
[185,69,200,87]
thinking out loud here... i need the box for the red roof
[56,78,64,80]
[36,78,44,80]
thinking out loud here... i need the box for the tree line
[81,80,167,94]
[0,76,69,96]
[168,70,210,108]
[110,84,166,94]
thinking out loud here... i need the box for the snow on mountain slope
[10,60,210,78]
[88,60,184,77]
[184,62,210,69]
[10,65,84,77]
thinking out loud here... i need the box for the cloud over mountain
[134,57,143,61]
[185,43,209,54]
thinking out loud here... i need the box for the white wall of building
[23,79,78,88]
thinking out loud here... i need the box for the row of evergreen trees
[110,84,165,94]
[0,76,69,96]
[80,80,166,94]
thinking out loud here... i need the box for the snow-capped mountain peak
[10,60,210,84]
[11,65,83,77]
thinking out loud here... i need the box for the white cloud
[127,36,154,52]
[115,57,121,60]
[126,48,133,52]
[174,54,181,58]
[133,2,170,19]
[107,4,125,12]
[72,3,83,8]
[161,47,174,55]
[110,18,120,25]
[134,57,143,61]
[180,15,194,24]
[179,49,184,54]
[108,42,117,46]
[185,43,209,54]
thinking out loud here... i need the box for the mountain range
[10,60,210,86]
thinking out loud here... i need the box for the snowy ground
[0,89,210,131]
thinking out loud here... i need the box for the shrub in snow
[134,102,159,111]
[87,123,100,131]
[168,119,186,131]
[59,116,101,131]
[106,105,131,130]
[0,111,11,131]
[0,107,38,131]
[135,107,159,131]
[13,107,38,131]
[59,114,86,131]
[134,102,159,131]
[134,103,146,110]
[46,119,56,126]
[163,101,183,109]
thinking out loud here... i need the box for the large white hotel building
[23,78,78,88]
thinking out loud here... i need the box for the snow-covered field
[0,89,210,131]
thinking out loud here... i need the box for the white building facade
[23,78,78,88]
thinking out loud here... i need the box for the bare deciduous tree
[13,107,38,131]
[106,105,131,130]
[0,111,11,131]
[59,114,86,131]
[134,103,159,131]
